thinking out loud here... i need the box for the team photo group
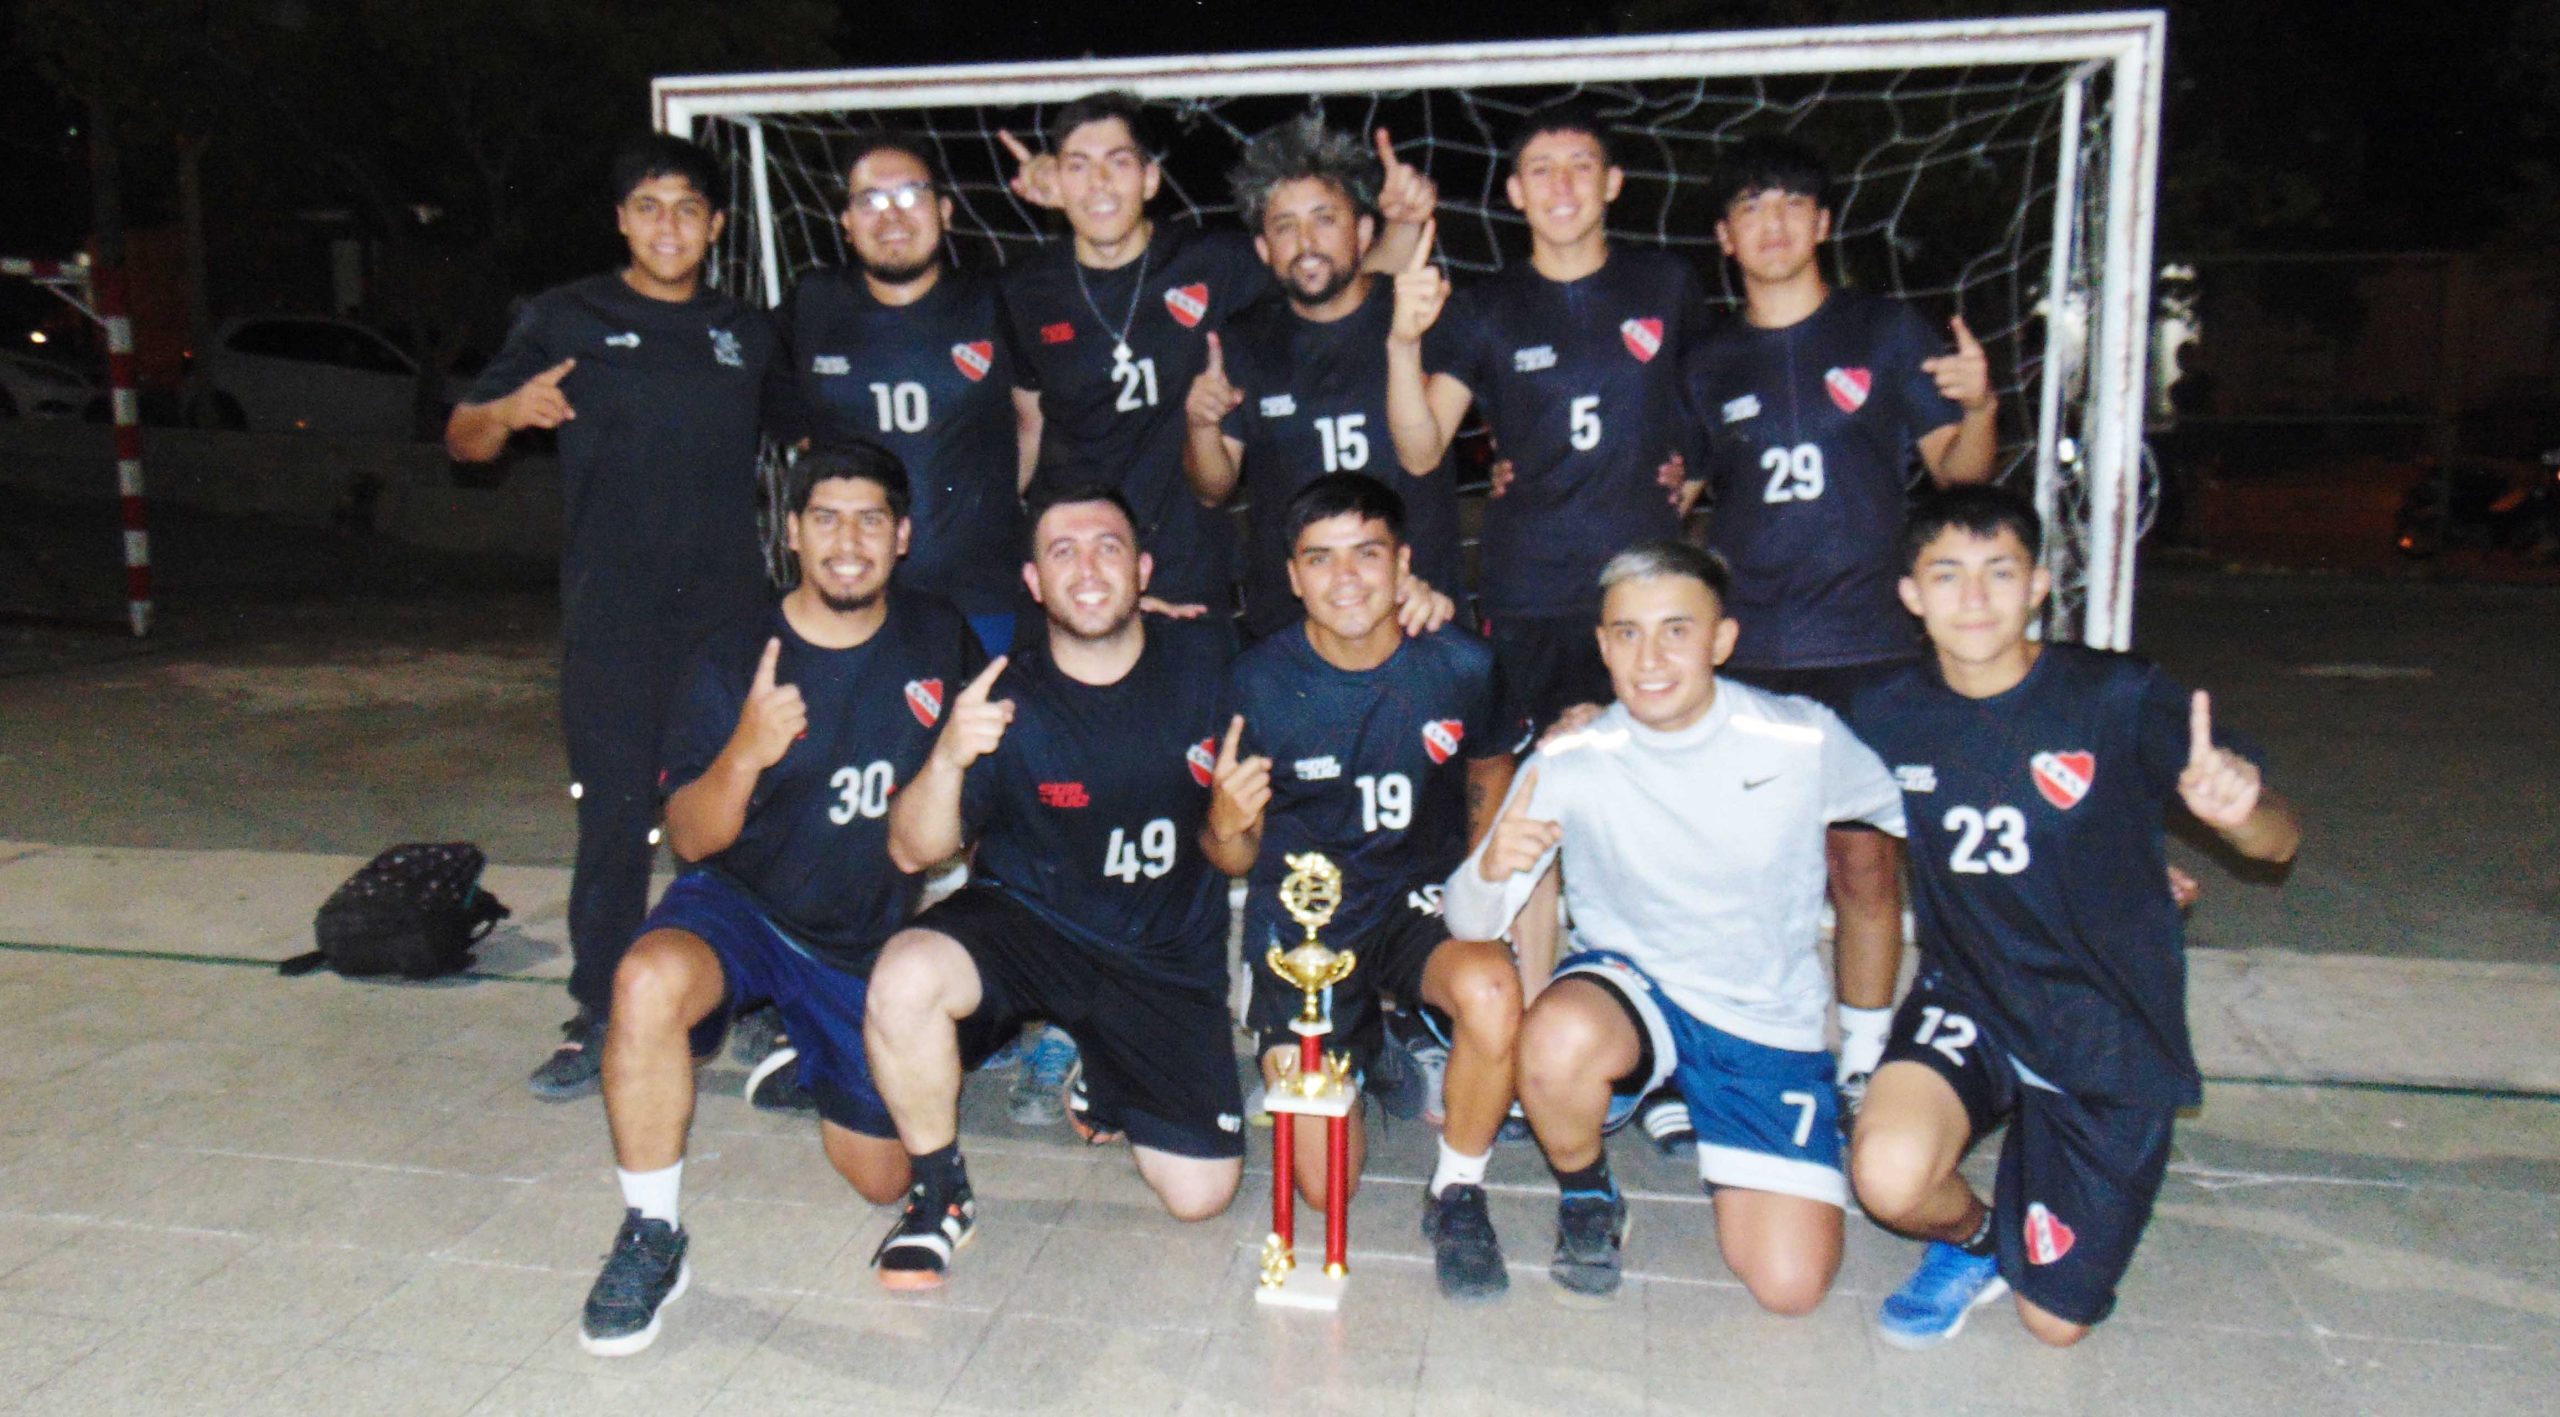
[446,90,2300,1361]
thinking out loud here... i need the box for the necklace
[1071,237,1151,365]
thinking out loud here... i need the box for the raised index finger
[1501,766,1541,820]
[998,129,1034,164]
[958,654,1009,706]
[2188,689,2214,767]
[1406,217,1437,274]
[1204,331,1224,377]
[535,357,576,387]
[1218,713,1245,768]
[1950,314,1981,354]
[752,636,781,691]
[1375,127,1400,169]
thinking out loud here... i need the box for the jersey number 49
[1104,818,1177,881]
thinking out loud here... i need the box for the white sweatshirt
[1444,681,1905,1052]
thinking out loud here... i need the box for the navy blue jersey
[773,268,1026,615]
[1002,222,1276,605]
[660,592,987,969]
[1423,246,1711,619]
[1688,288,1965,670]
[1229,625,1526,952]
[959,619,1236,988]
[1217,283,1466,638]
[1849,645,2262,1108]
[469,272,780,645]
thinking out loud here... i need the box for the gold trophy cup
[1256,851,1360,1310]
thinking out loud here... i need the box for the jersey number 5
[1104,819,1176,881]
[1569,395,1602,451]
[1760,443,1825,503]
[1944,804,2030,875]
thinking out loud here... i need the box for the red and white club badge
[950,341,994,382]
[2024,1202,2077,1265]
[904,679,944,728]
[1421,719,1464,765]
[1824,365,1872,413]
[1619,317,1663,363]
[2030,750,2096,810]
[1187,738,1219,787]
[1164,283,1209,329]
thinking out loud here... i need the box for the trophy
[1256,850,1359,1310]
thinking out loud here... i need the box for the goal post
[654,11,2166,648]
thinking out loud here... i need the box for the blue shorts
[1557,950,1847,1207]
[639,871,893,1138]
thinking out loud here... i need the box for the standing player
[1204,474,1527,1300]
[1001,92,1433,619]
[1386,100,1712,734]
[1181,115,1463,640]
[1444,541,1905,1309]
[447,134,781,1098]
[1847,486,2299,1349]
[575,444,983,1356]
[774,130,1032,654]
[1680,133,2002,1128]
[863,486,1243,1289]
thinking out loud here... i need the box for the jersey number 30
[1104,819,1177,881]
[1944,804,2029,875]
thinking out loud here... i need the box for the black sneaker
[1636,1087,1695,1158]
[1421,1183,1509,1301]
[578,1209,689,1356]
[743,1043,819,1114]
[1550,1190,1631,1297]
[529,1013,603,1102]
[728,1003,785,1066]
[1063,1061,1125,1145]
[873,1180,976,1291]
[1838,1069,1873,1140]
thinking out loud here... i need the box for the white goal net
[657,13,2164,647]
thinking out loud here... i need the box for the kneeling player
[1203,473,1528,1300]
[579,444,984,1355]
[865,485,1243,1289]
[1445,542,1904,1308]
[1848,485,2300,1349]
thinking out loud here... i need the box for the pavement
[0,496,2553,1413]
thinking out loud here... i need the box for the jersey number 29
[1104,819,1176,881]
[1761,443,1825,503]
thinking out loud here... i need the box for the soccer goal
[654,11,2165,648]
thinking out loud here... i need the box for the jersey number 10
[869,381,929,433]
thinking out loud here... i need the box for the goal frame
[653,11,2166,649]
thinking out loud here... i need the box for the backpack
[279,842,510,980]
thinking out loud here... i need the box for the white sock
[1430,1139,1491,1198]
[617,1161,683,1227]
[1837,1005,1895,1083]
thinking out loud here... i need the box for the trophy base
[1263,1085,1356,1120]
[1254,1265,1348,1311]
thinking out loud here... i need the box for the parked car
[0,349,102,421]
[188,316,463,440]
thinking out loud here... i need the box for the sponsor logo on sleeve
[604,331,641,349]
[904,679,944,728]
[1421,719,1464,765]
[1164,283,1209,328]
[1619,317,1663,363]
[2029,750,2095,810]
[951,341,994,382]
[709,328,745,368]
[2024,1202,2077,1264]
[1040,322,1077,345]
[1894,764,1938,793]
[1037,781,1090,809]
[1512,345,1558,373]
[1293,754,1340,781]
[1722,393,1761,424]
[1258,393,1297,418]
[1187,738,1219,787]
[1823,365,1872,413]
[811,354,850,376]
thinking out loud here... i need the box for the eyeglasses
[849,183,934,215]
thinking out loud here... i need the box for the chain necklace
[1071,235,1152,366]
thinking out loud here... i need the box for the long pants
[559,632,691,1020]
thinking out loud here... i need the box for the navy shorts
[1881,971,2177,1327]
[1246,886,1451,1064]
[1560,950,1847,1206]
[639,871,894,1138]
[911,886,1246,1160]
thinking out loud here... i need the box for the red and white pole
[97,267,151,636]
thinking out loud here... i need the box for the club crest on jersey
[951,341,994,382]
[1421,719,1464,765]
[2030,750,2095,810]
[2024,1203,2077,1265]
[1823,365,1871,413]
[1187,738,1219,787]
[1164,283,1209,329]
[904,679,944,728]
[709,328,745,368]
[1620,317,1664,363]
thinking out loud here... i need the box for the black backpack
[279,842,510,980]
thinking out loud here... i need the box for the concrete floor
[0,501,2553,1412]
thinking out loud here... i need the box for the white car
[190,316,462,439]
[0,349,101,421]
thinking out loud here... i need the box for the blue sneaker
[1877,1242,2010,1350]
[1010,1025,1077,1126]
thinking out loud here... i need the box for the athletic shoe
[1367,1018,1424,1121]
[976,1026,1029,1074]
[529,1013,603,1102]
[1009,1024,1076,1126]
[1497,1100,1533,1145]
[578,1209,690,1357]
[1422,1183,1509,1301]
[728,1002,783,1066]
[1063,1060,1125,1145]
[1877,1242,2010,1351]
[1636,1087,1695,1157]
[874,1180,976,1291]
[1550,1189,1631,1296]
[743,1043,818,1114]
[1837,1069,1873,1139]
[1407,1033,1451,1127]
